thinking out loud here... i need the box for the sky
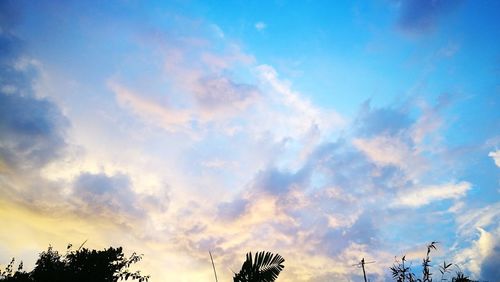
[0,0,499,281]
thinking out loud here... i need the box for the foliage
[0,244,149,282]
[421,241,438,282]
[0,259,30,282]
[390,242,477,282]
[390,256,418,282]
[233,251,285,282]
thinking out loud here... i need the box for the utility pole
[361,258,367,282]
[352,257,375,282]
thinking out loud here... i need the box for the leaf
[233,251,285,282]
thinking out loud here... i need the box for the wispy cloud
[255,21,267,31]
[394,182,471,207]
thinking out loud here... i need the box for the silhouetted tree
[389,242,477,282]
[233,251,285,282]
[390,256,418,282]
[0,259,30,282]
[0,244,149,282]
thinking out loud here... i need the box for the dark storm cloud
[396,0,463,35]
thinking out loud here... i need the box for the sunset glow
[0,1,499,281]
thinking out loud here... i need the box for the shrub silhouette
[389,242,477,282]
[0,244,149,282]
[233,251,285,282]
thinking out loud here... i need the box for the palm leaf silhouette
[233,251,285,282]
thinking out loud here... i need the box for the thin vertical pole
[361,258,367,282]
[209,251,218,282]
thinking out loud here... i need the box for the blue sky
[0,0,499,281]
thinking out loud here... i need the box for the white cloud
[353,135,414,168]
[488,150,500,167]
[453,227,499,278]
[255,64,344,139]
[394,181,471,207]
[255,21,267,31]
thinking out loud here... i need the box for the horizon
[0,0,499,281]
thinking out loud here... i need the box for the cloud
[251,166,311,195]
[453,203,500,279]
[109,81,192,132]
[3,15,165,226]
[198,94,479,279]
[255,22,267,31]
[162,47,259,121]
[110,34,260,132]
[193,75,259,114]
[454,227,499,279]
[488,150,500,167]
[353,135,414,168]
[456,202,500,236]
[255,64,344,139]
[0,93,69,170]
[217,198,249,221]
[0,4,493,280]
[394,181,471,207]
[0,10,69,171]
[72,171,169,220]
[355,100,412,137]
[480,242,500,281]
[396,0,463,35]
[321,212,379,257]
[110,36,343,153]
[110,75,260,132]
[73,172,135,213]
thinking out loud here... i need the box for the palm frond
[233,251,285,282]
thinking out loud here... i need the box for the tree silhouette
[389,242,477,282]
[0,259,30,282]
[233,251,285,282]
[0,244,149,282]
